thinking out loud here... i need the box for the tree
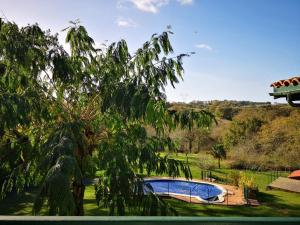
[223,117,263,150]
[177,110,215,153]
[210,144,226,169]
[183,129,197,153]
[182,127,212,153]
[0,19,215,215]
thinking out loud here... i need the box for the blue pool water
[144,179,223,201]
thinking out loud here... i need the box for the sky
[0,0,299,103]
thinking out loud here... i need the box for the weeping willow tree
[0,18,215,215]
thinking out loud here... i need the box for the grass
[164,153,300,217]
[0,152,299,216]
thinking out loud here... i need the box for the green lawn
[0,153,299,216]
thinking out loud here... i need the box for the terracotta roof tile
[288,170,300,179]
[271,77,300,88]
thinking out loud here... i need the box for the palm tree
[210,144,226,169]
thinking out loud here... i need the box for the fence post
[226,189,228,206]
[244,187,246,204]
[207,187,210,204]
[271,171,274,182]
[244,186,249,205]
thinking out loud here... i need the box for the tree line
[169,101,300,170]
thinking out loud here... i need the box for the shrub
[239,172,255,188]
[228,171,241,187]
[198,154,216,170]
[239,172,259,198]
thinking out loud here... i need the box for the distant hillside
[166,101,300,170]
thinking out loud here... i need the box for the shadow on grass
[0,189,37,215]
[212,169,228,175]
[258,191,300,215]
[166,193,300,217]
[1,184,299,216]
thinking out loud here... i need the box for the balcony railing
[0,216,299,225]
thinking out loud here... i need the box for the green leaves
[65,24,95,58]
[114,40,129,63]
[211,144,226,159]
[210,143,226,168]
[96,116,191,215]
[33,123,84,215]
[171,109,216,131]
[140,191,178,216]
[0,63,5,76]
[33,162,77,215]
[97,30,189,122]
[0,19,215,216]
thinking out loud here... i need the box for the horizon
[1,0,299,103]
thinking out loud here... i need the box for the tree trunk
[73,145,87,216]
[188,140,192,153]
[218,158,220,169]
[72,180,85,216]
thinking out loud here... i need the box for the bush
[248,186,259,198]
[239,172,259,198]
[228,171,258,195]
[239,172,255,188]
[198,154,216,170]
[228,171,241,186]
[82,155,99,178]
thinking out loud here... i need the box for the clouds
[118,0,193,14]
[177,0,193,5]
[116,18,138,27]
[130,0,169,13]
[195,44,213,51]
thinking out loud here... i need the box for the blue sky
[1,0,299,102]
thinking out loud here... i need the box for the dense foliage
[169,101,300,170]
[0,19,215,215]
[225,106,300,170]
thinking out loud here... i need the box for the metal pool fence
[146,180,227,204]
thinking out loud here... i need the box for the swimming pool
[144,179,226,203]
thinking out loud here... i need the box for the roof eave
[270,86,300,107]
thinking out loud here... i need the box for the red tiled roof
[288,170,300,178]
[271,77,300,88]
